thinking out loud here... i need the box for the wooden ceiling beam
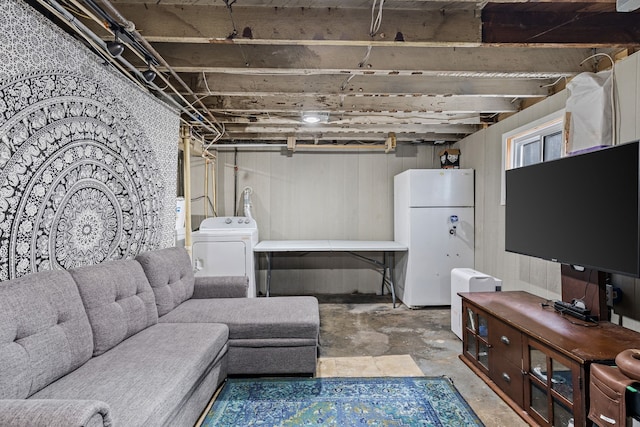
[200,94,519,113]
[222,123,477,134]
[149,44,600,76]
[216,113,484,125]
[220,131,464,142]
[109,0,486,10]
[110,4,480,44]
[176,73,551,97]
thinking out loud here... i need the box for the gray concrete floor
[316,294,529,427]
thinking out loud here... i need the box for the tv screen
[505,140,640,277]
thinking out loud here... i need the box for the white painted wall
[458,51,640,324]
[196,144,439,295]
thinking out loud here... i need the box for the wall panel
[210,146,436,295]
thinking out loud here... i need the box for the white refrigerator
[394,169,474,307]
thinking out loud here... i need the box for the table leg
[266,252,272,297]
[387,251,397,308]
[381,252,387,296]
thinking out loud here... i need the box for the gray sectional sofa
[0,247,320,427]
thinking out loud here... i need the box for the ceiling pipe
[35,0,224,141]
[94,0,225,140]
[212,144,287,149]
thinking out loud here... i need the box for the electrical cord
[341,0,385,92]
[191,195,217,217]
[223,0,249,67]
[370,0,385,37]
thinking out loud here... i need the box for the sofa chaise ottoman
[137,247,320,376]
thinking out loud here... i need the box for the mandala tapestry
[0,1,179,280]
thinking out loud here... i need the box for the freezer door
[407,169,474,207]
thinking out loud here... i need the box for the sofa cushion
[70,259,158,356]
[31,322,229,426]
[160,296,320,341]
[0,270,94,399]
[136,247,195,317]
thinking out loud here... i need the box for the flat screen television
[505,140,640,277]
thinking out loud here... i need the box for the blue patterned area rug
[201,376,485,426]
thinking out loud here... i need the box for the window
[512,128,563,168]
[500,111,566,205]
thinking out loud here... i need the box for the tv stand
[459,291,640,427]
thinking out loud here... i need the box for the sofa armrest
[193,276,249,298]
[0,399,112,427]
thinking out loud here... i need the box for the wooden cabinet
[460,291,640,427]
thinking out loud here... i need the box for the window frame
[500,110,566,205]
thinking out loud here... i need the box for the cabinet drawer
[489,319,522,365]
[490,360,524,407]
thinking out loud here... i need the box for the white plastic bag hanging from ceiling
[565,70,613,155]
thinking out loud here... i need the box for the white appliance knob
[244,219,250,224]
[238,218,243,223]
[225,218,232,224]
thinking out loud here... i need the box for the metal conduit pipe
[95,0,135,32]
[212,144,287,149]
[35,0,222,139]
[96,0,225,140]
[211,155,217,217]
[204,158,209,217]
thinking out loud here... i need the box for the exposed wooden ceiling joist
[62,0,640,146]
[180,73,552,98]
[148,44,599,76]
[200,94,520,113]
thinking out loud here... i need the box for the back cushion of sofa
[0,270,94,399]
[70,259,158,356]
[136,247,195,317]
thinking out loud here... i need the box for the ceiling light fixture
[142,68,157,83]
[106,31,125,57]
[301,112,329,124]
[106,40,125,57]
[141,57,157,83]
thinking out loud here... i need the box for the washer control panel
[200,216,256,230]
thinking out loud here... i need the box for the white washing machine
[191,217,259,297]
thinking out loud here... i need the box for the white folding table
[253,240,408,308]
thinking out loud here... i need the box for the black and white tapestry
[0,0,179,280]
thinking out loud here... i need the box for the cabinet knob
[500,335,510,345]
[502,373,511,383]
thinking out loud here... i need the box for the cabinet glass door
[464,306,490,371]
[531,381,549,421]
[530,348,550,422]
[553,399,573,427]
[551,359,573,403]
[526,342,576,427]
